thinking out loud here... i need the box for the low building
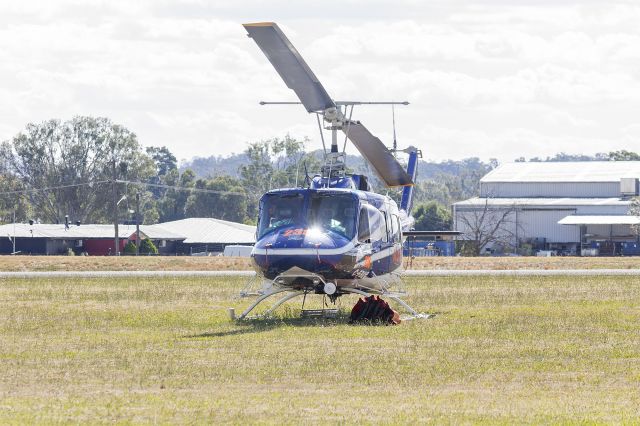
[453,162,640,255]
[0,218,257,256]
[143,218,256,255]
[0,223,152,255]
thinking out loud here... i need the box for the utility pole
[135,192,140,255]
[112,158,119,256]
[12,210,16,254]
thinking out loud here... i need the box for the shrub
[123,241,137,255]
[139,239,158,255]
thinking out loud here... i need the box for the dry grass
[1,254,639,272]
[1,274,639,423]
[0,255,253,272]
[407,256,640,270]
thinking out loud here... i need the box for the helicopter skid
[235,271,427,321]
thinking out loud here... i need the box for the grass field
[1,254,639,272]
[1,274,639,423]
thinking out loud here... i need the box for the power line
[0,179,246,197]
[0,180,111,196]
[115,180,245,196]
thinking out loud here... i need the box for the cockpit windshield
[307,193,356,239]
[258,193,305,238]
[257,192,358,239]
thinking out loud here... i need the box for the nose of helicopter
[251,226,354,280]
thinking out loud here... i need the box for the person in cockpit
[269,208,294,229]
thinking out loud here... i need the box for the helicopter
[237,22,428,321]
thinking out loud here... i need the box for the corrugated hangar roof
[1,219,256,244]
[454,197,632,207]
[0,222,197,240]
[558,215,640,225]
[0,223,149,239]
[143,218,256,244]
[481,161,640,183]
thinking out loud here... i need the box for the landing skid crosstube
[233,274,430,321]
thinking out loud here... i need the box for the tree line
[0,117,320,226]
[1,116,638,230]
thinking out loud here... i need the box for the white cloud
[1,0,640,163]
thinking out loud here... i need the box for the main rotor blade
[244,22,335,113]
[342,123,414,187]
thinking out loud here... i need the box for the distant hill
[177,150,635,209]
[178,149,494,208]
[516,152,610,162]
[179,153,249,178]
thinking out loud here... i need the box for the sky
[1,0,640,164]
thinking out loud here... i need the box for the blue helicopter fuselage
[251,183,405,290]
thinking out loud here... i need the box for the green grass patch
[1,275,639,423]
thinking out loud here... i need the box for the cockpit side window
[367,207,385,242]
[381,212,389,243]
[391,214,401,242]
[358,204,385,243]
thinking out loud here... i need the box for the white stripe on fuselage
[252,241,400,265]
[251,240,357,256]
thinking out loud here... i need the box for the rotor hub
[323,107,340,121]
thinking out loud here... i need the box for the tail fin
[400,149,419,215]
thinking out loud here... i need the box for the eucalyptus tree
[185,175,248,223]
[412,201,452,231]
[239,134,319,219]
[0,116,155,223]
[0,173,31,223]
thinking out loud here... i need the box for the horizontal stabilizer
[342,122,414,187]
[243,22,335,113]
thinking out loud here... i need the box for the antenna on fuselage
[392,104,397,152]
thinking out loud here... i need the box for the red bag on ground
[349,295,401,325]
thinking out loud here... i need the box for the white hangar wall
[454,198,632,246]
[516,209,579,243]
[453,160,639,253]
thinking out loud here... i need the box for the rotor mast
[259,101,410,180]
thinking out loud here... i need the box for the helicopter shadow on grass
[183,311,407,339]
